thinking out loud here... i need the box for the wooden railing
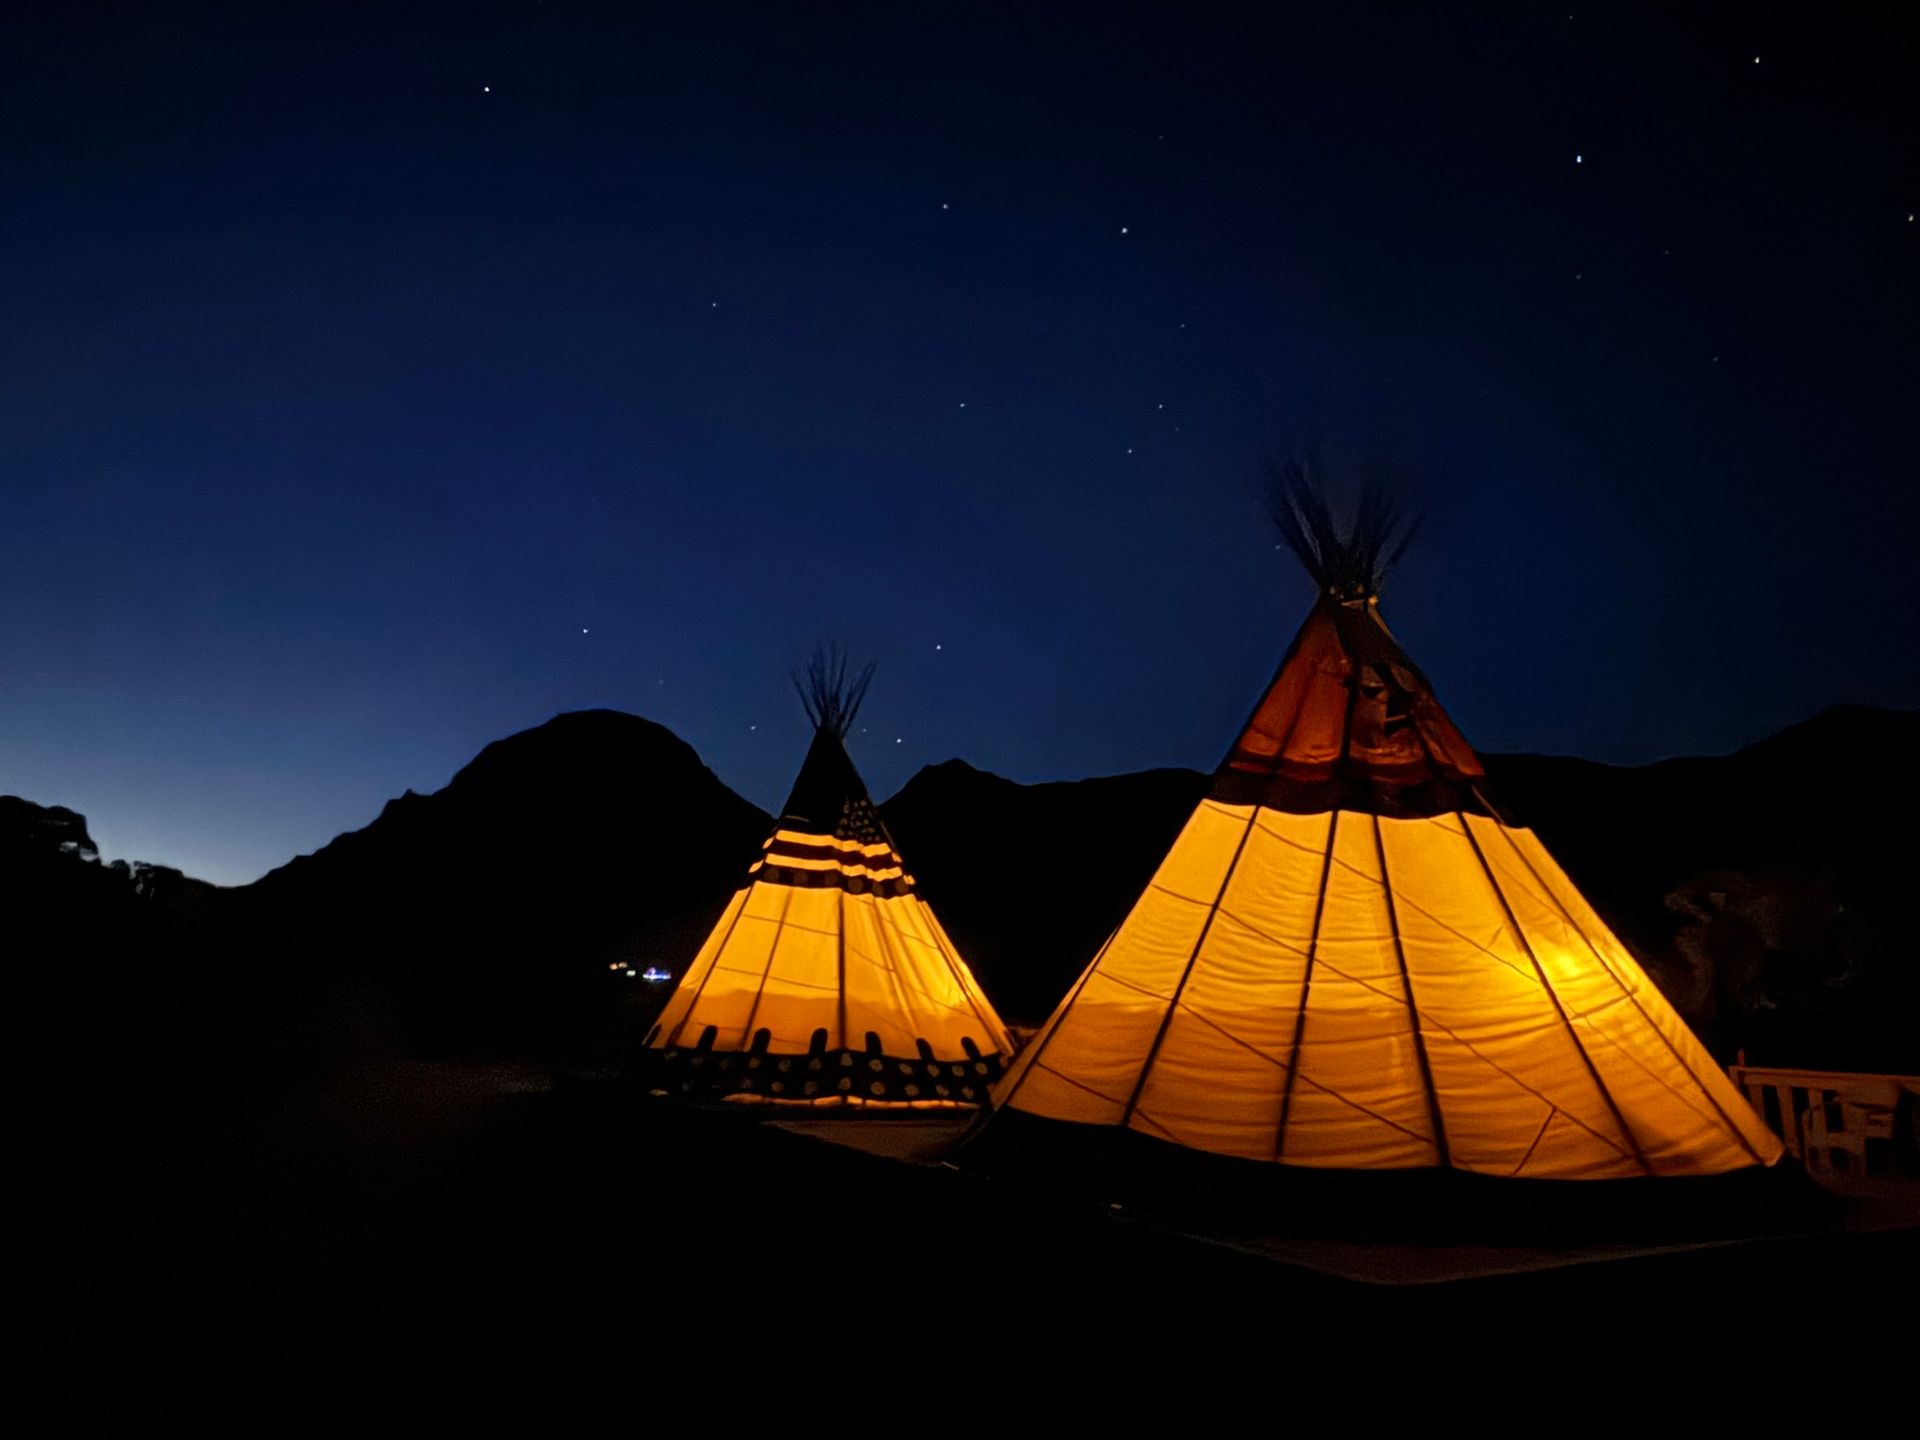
[1729,1065,1920,1180]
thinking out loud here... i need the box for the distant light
[641,967,672,983]
[1753,57,1760,64]
[1575,154,1583,164]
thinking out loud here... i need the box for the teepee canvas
[646,652,1014,1106]
[993,479,1782,1177]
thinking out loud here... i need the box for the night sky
[5,4,1915,885]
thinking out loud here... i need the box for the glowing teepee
[646,651,1014,1106]
[993,477,1782,1177]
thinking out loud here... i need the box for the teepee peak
[778,647,886,837]
[1222,465,1481,816]
[1218,591,1486,818]
[778,724,876,837]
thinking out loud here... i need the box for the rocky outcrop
[0,796,100,863]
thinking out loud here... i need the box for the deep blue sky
[4,3,1915,885]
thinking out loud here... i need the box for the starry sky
[4,3,1915,885]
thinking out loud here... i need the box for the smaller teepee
[645,650,1015,1106]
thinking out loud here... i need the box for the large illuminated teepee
[993,478,1782,1177]
[645,652,1014,1107]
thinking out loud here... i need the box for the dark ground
[18,1049,1918,1420]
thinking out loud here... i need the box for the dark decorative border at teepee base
[643,1024,1005,1107]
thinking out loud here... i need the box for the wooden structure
[1729,1065,1920,1180]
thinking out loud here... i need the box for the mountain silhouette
[239,709,769,1055]
[880,761,1205,1022]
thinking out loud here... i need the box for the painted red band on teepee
[1216,598,1485,816]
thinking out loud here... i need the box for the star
[895,737,902,745]
[1120,226,1130,235]
[580,627,589,634]
[1126,447,1134,455]
[958,401,967,409]
[941,203,949,210]
[1575,154,1583,164]
[1157,403,1164,410]
[483,86,491,93]
[934,643,943,651]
